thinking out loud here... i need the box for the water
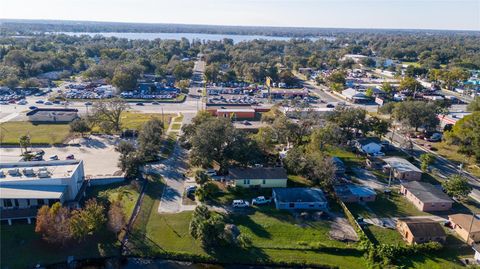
[55,32,333,43]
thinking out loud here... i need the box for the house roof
[401,181,453,203]
[228,167,287,180]
[383,157,422,173]
[334,185,376,198]
[356,137,382,146]
[274,188,327,203]
[449,214,480,233]
[399,218,446,238]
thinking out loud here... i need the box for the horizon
[0,0,479,31]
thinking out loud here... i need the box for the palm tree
[19,135,31,155]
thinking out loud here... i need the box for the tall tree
[91,98,130,132]
[441,175,472,200]
[137,118,164,162]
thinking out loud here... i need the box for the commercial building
[383,157,422,181]
[396,218,447,245]
[400,181,453,212]
[0,160,86,223]
[273,188,328,210]
[229,167,288,188]
[449,214,480,245]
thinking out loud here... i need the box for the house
[273,188,328,210]
[383,157,422,181]
[229,167,287,188]
[396,218,447,245]
[449,214,480,245]
[332,157,346,175]
[334,185,376,203]
[26,108,79,123]
[400,181,453,212]
[341,88,371,103]
[355,137,383,155]
[0,160,86,224]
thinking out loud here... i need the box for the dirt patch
[329,217,359,242]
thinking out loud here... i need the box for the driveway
[351,167,387,190]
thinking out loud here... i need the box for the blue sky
[1,0,479,30]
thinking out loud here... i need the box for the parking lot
[0,136,121,177]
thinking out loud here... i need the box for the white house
[355,138,383,155]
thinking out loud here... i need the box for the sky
[1,0,479,31]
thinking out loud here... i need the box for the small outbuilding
[229,167,288,188]
[383,157,422,181]
[273,188,328,210]
[396,218,447,245]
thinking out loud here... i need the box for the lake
[55,32,334,43]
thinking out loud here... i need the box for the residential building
[355,137,383,155]
[383,157,422,181]
[400,181,453,212]
[26,108,79,123]
[0,160,86,224]
[334,185,376,203]
[449,214,480,245]
[396,218,447,245]
[229,167,287,188]
[273,188,328,210]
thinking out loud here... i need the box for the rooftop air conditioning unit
[8,168,19,176]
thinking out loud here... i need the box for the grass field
[119,112,174,131]
[0,122,70,144]
[170,123,182,131]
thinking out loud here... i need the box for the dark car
[66,154,75,160]
[85,102,93,106]
[326,103,335,108]
[136,102,144,106]
[29,106,38,110]
[152,101,160,105]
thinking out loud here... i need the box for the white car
[232,200,250,208]
[251,196,272,205]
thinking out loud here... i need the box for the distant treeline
[1,19,479,37]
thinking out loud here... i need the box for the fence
[88,176,125,186]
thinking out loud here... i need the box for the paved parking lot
[0,136,121,177]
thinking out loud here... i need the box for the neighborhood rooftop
[273,188,327,203]
[449,214,480,233]
[228,167,287,180]
[383,157,422,173]
[399,218,446,238]
[401,181,452,203]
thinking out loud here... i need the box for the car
[36,100,44,104]
[152,101,160,105]
[326,103,335,108]
[136,102,144,106]
[28,106,38,110]
[251,196,272,205]
[44,101,53,105]
[232,200,250,208]
[18,100,28,105]
[66,154,75,160]
[206,169,217,176]
[185,185,197,196]
[85,102,93,106]
[49,155,59,161]
[34,150,45,157]
[8,100,16,104]
[426,133,442,142]
[53,100,61,104]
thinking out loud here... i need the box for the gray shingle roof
[401,181,453,203]
[228,167,287,180]
[274,188,327,203]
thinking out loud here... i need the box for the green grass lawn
[287,174,314,187]
[85,182,140,218]
[348,191,427,218]
[325,146,365,169]
[402,61,421,67]
[0,122,70,144]
[1,224,118,268]
[364,225,405,245]
[170,123,182,131]
[120,112,174,131]
[173,114,184,123]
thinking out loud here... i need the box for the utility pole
[467,213,477,245]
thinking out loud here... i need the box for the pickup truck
[251,196,272,205]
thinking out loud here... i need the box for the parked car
[18,100,28,105]
[36,100,44,104]
[206,169,217,176]
[426,133,442,142]
[251,196,272,205]
[136,102,144,106]
[49,155,59,160]
[28,106,37,110]
[326,103,335,108]
[44,101,53,105]
[85,102,93,106]
[66,154,75,160]
[232,200,250,208]
[152,101,160,105]
[35,150,45,157]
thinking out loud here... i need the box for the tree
[419,153,435,172]
[444,112,480,162]
[204,64,219,82]
[19,135,31,154]
[189,205,228,247]
[326,70,346,90]
[137,118,164,162]
[115,141,142,178]
[441,175,472,200]
[326,107,369,139]
[91,98,130,132]
[278,69,297,86]
[35,203,72,245]
[112,64,143,91]
[309,123,344,151]
[381,82,395,95]
[108,200,126,234]
[368,117,390,138]
[195,182,220,202]
[69,118,91,137]
[174,79,190,94]
[392,101,438,131]
[467,98,480,112]
[70,199,106,241]
[194,169,209,185]
[398,76,423,93]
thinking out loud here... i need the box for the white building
[0,160,85,223]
